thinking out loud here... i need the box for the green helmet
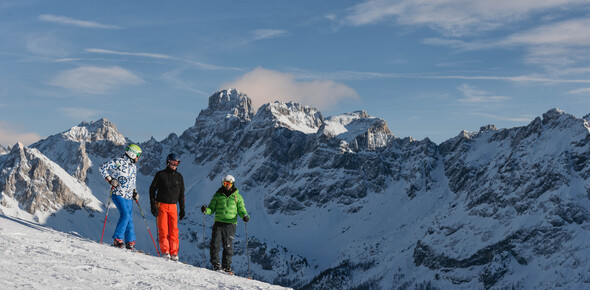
[125,144,142,159]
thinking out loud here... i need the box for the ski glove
[201,205,207,214]
[106,176,119,188]
[179,209,185,220]
[132,189,139,201]
[150,202,158,217]
[243,215,250,223]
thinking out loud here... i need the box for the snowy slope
[0,214,288,290]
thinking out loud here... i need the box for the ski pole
[245,221,251,279]
[100,188,114,244]
[134,199,161,256]
[156,213,160,255]
[202,213,206,268]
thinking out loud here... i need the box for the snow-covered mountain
[0,143,101,222]
[0,144,9,155]
[2,88,590,289]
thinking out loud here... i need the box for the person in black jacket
[150,153,185,261]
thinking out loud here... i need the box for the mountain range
[1,88,590,289]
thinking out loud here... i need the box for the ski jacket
[204,187,248,224]
[149,166,185,211]
[99,155,137,200]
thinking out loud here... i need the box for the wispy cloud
[421,37,489,51]
[220,67,360,109]
[49,66,144,94]
[85,48,173,59]
[502,18,590,47]
[238,29,288,45]
[501,18,590,68]
[250,29,288,41]
[0,121,42,147]
[86,48,242,71]
[424,17,590,72]
[567,87,590,95]
[291,68,590,85]
[59,108,99,120]
[339,0,589,37]
[470,112,533,122]
[25,33,72,57]
[457,84,509,103]
[161,68,210,95]
[38,14,120,29]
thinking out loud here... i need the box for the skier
[99,144,142,250]
[201,174,250,273]
[149,153,185,261]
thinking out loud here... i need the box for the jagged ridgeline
[1,89,590,289]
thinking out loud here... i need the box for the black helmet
[167,153,180,163]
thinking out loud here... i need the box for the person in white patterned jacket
[99,144,142,250]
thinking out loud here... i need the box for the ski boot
[222,267,234,275]
[171,254,179,261]
[125,241,136,251]
[213,263,221,271]
[113,239,124,248]
[162,253,171,260]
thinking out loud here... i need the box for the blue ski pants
[112,194,136,243]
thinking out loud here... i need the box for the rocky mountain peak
[542,107,565,121]
[321,110,393,150]
[0,144,8,155]
[479,124,498,133]
[253,101,324,134]
[61,118,126,145]
[203,88,254,122]
[0,143,100,220]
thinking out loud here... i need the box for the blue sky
[2,0,590,147]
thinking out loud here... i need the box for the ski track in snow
[0,214,289,290]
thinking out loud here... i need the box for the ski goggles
[168,160,180,166]
[222,181,233,187]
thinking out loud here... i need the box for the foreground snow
[0,214,288,290]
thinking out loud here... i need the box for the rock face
[0,145,8,155]
[2,89,590,289]
[0,143,101,222]
[30,118,126,182]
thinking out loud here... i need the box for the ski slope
[0,214,288,290]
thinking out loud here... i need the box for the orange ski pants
[157,203,179,255]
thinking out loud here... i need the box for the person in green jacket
[201,174,250,273]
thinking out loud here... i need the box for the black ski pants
[210,221,236,268]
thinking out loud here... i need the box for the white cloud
[502,18,590,47]
[470,112,533,122]
[567,87,590,95]
[286,69,590,85]
[457,84,509,103]
[49,66,144,94]
[500,18,590,68]
[0,121,42,147]
[85,48,173,59]
[424,17,590,71]
[220,67,360,109]
[38,14,120,29]
[86,48,242,71]
[250,29,288,41]
[25,33,72,57]
[59,108,99,120]
[340,0,590,36]
[238,29,288,45]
